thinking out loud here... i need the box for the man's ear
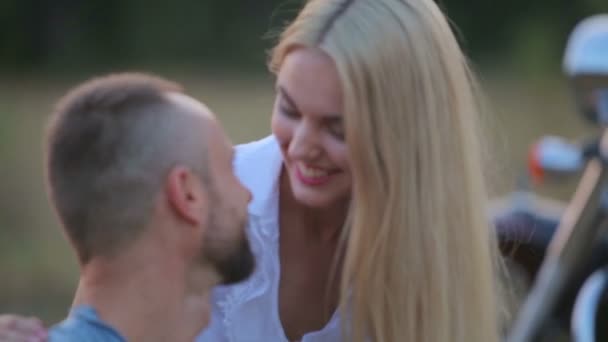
[165,166,209,226]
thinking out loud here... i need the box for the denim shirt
[49,305,126,342]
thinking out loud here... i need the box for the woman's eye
[328,124,345,140]
[280,106,300,119]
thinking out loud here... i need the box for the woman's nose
[288,122,322,160]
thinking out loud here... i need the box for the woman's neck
[278,168,349,243]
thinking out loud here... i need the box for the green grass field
[0,67,592,326]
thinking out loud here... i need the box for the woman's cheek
[271,113,286,139]
[324,136,350,171]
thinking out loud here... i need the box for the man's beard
[212,233,255,285]
[202,212,256,285]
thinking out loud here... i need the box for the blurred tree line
[0,0,607,74]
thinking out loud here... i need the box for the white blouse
[195,135,342,342]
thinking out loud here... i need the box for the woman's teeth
[299,163,329,178]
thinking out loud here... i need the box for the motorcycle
[495,14,608,342]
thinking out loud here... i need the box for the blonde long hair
[270,0,502,341]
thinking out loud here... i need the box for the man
[0,73,255,341]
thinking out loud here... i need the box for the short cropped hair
[46,73,208,263]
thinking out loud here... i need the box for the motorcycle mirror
[563,15,608,125]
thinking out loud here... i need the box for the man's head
[45,72,254,285]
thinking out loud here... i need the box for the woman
[0,0,502,341]
[199,0,502,341]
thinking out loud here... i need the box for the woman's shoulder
[233,134,281,178]
[233,135,283,215]
[234,135,279,161]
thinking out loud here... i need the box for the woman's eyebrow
[278,85,343,120]
[278,85,299,111]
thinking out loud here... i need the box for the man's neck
[72,240,215,342]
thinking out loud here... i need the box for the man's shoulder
[49,324,95,342]
[48,306,126,342]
